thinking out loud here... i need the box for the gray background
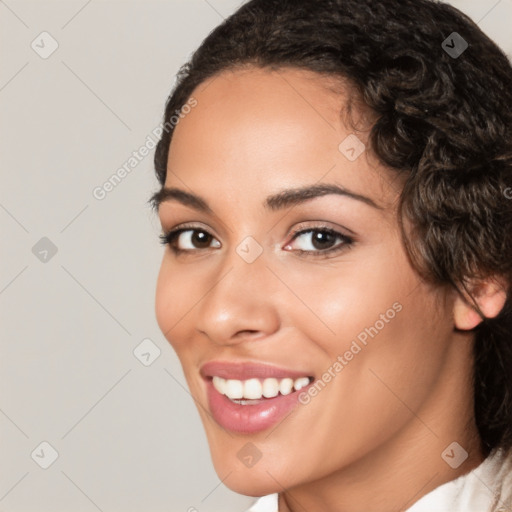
[1,1,511,511]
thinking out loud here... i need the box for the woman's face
[155,67,459,495]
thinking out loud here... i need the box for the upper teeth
[212,376,311,400]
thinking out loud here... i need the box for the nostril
[236,330,265,338]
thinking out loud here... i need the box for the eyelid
[159,221,223,254]
[161,221,220,242]
[161,220,213,232]
[281,221,355,257]
[286,220,355,241]
[160,220,356,257]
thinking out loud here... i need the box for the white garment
[245,448,512,512]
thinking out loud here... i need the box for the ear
[453,276,508,330]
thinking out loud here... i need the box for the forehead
[170,66,352,155]
[165,66,396,210]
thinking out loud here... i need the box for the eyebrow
[149,183,382,213]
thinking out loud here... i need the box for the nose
[195,247,281,346]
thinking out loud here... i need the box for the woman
[149,0,512,510]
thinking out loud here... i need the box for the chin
[221,472,280,498]
[209,451,286,497]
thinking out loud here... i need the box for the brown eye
[310,230,337,250]
[189,230,214,248]
[159,228,221,252]
[285,228,353,256]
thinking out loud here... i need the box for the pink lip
[201,360,314,434]
[200,360,314,380]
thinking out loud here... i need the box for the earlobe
[453,277,508,331]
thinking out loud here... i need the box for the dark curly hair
[152,0,512,453]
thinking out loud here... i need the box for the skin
[154,67,506,512]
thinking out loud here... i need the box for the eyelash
[158,224,354,258]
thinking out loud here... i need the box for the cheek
[155,259,173,339]
[154,257,196,352]
[279,243,452,433]
[280,241,415,349]
[319,291,450,466]
[270,280,451,483]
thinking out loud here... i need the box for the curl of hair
[153,0,512,452]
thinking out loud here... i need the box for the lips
[200,361,314,380]
[200,361,315,434]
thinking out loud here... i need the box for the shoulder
[407,447,512,512]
